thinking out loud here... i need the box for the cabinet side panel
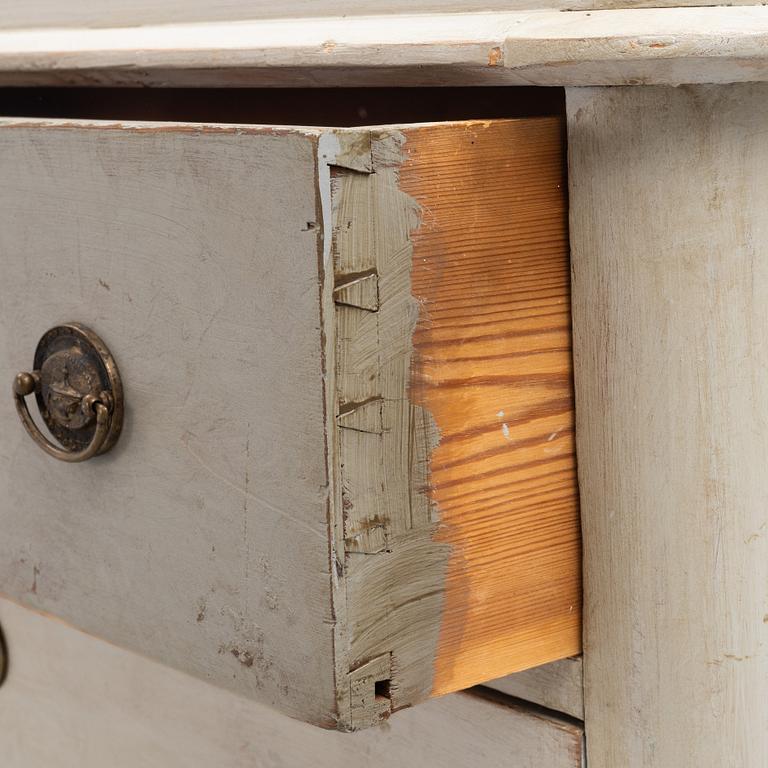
[0,121,337,724]
[569,84,768,768]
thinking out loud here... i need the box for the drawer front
[0,115,579,728]
[0,120,336,723]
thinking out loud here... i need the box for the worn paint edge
[317,131,348,730]
[0,116,326,136]
[323,129,450,730]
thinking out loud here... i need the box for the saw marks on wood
[399,117,581,694]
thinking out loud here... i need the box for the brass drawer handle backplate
[12,324,124,462]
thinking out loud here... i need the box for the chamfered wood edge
[0,8,768,87]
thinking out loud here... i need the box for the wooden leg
[568,84,768,768]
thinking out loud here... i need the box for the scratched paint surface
[0,121,337,724]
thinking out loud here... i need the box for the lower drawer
[0,105,580,727]
[0,598,585,768]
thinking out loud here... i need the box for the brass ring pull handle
[14,371,113,462]
[12,324,124,462]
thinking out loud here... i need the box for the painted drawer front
[0,115,579,728]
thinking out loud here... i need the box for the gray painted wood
[0,598,585,767]
[0,1,563,28]
[486,657,583,720]
[0,0,761,29]
[0,119,337,725]
[1,8,768,88]
[568,83,768,767]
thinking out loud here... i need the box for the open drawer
[0,92,580,729]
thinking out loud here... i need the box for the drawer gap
[0,86,564,127]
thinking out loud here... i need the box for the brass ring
[13,373,112,463]
[12,324,124,462]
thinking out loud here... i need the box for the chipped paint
[327,129,449,730]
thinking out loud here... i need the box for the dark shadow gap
[0,87,564,126]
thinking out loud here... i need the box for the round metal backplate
[32,324,124,455]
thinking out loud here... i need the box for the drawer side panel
[328,117,580,727]
[400,117,581,693]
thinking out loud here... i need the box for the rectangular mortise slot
[374,678,391,701]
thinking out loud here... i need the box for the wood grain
[569,84,768,767]
[399,117,581,695]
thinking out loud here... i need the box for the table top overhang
[0,6,766,87]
